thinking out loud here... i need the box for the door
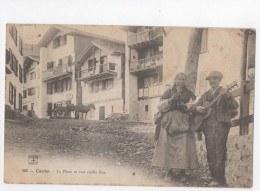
[47,102,52,117]
[99,106,105,120]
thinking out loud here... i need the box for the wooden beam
[239,30,250,136]
[246,79,255,92]
[231,114,254,127]
[185,28,204,93]
[185,28,204,141]
[231,79,254,98]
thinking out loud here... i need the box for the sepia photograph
[4,24,255,188]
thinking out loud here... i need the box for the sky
[20,24,127,45]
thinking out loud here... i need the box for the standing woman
[152,72,197,182]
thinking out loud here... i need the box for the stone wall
[196,134,253,187]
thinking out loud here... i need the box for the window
[57,80,63,92]
[100,56,107,73]
[101,79,113,91]
[47,83,52,94]
[145,105,149,112]
[10,54,18,76]
[53,35,67,49]
[31,103,34,111]
[47,61,54,69]
[47,78,71,94]
[91,81,99,93]
[53,81,58,93]
[58,59,62,66]
[88,58,96,74]
[23,90,27,98]
[9,83,13,104]
[138,73,162,99]
[60,35,67,46]
[63,55,72,66]
[62,77,71,91]
[30,72,36,80]
[23,105,28,111]
[19,93,22,112]
[19,64,23,83]
[109,63,116,71]
[138,45,160,59]
[107,79,113,89]
[9,83,16,108]
[28,88,36,96]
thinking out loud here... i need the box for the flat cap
[206,70,223,80]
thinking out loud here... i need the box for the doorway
[99,106,105,120]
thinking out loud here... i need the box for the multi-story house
[38,25,125,118]
[75,40,125,120]
[23,54,41,117]
[5,24,24,113]
[123,26,165,122]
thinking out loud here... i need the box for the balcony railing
[130,54,163,74]
[128,28,163,46]
[42,65,72,82]
[79,63,117,81]
[138,84,165,99]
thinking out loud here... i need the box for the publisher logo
[28,155,38,165]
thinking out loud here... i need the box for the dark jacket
[192,87,238,123]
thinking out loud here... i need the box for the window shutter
[13,87,16,109]
[6,49,10,64]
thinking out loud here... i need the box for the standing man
[192,71,238,186]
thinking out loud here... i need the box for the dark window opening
[145,105,149,112]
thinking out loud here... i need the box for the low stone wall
[196,134,253,187]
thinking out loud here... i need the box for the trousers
[202,112,230,185]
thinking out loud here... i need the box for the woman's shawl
[161,84,196,111]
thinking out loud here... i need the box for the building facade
[5,24,24,113]
[38,25,125,119]
[22,56,41,117]
[75,41,125,120]
[124,26,165,122]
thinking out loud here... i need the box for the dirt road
[4,117,210,187]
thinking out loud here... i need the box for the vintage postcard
[4,24,255,188]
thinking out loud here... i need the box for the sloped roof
[74,40,125,65]
[27,55,40,62]
[92,40,125,54]
[24,56,40,74]
[38,25,124,47]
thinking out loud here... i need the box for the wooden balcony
[138,84,165,99]
[78,63,117,82]
[128,28,163,48]
[42,65,72,82]
[130,54,163,76]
